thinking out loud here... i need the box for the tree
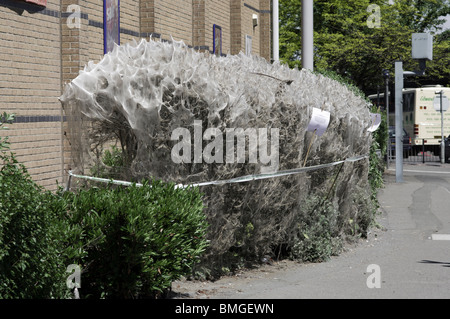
[279,0,450,95]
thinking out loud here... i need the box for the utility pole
[395,61,404,183]
[440,91,444,164]
[394,33,433,183]
[273,0,279,62]
[383,70,390,169]
[434,90,449,164]
[301,0,313,70]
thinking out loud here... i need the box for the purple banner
[104,0,120,54]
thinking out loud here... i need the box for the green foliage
[280,0,450,93]
[0,161,208,299]
[371,104,388,159]
[0,113,208,298]
[0,112,15,151]
[313,69,369,102]
[417,30,450,87]
[62,181,209,298]
[368,107,387,200]
[90,145,125,178]
[0,154,71,298]
[0,112,70,298]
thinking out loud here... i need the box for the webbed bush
[289,196,342,263]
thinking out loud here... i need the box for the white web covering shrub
[60,39,374,273]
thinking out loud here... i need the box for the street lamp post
[301,0,313,70]
[395,61,404,183]
[394,33,433,183]
[439,91,444,164]
[273,0,279,62]
[383,70,390,169]
[434,90,448,164]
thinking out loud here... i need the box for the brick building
[0,0,273,190]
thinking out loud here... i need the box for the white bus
[369,85,450,154]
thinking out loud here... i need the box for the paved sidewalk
[173,163,450,299]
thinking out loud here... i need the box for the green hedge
[0,162,208,299]
[0,154,71,298]
[62,181,209,298]
[1,116,208,298]
[0,113,69,298]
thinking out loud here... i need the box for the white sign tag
[307,107,330,136]
[368,113,382,132]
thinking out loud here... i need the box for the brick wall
[259,0,271,61]
[0,0,63,190]
[242,0,261,56]
[192,0,205,49]
[205,0,230,55]
[0,0,273,190]
[229,0,271,61]
[154,0,193,45]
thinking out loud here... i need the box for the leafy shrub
[62,181,209,298]
[0,154,72,298]
[368,105,387,206]
[90,145,126,179]
[0,113,208,298]
[0,113,71,298]
[0,159,208,299]
[0,112,15,151]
